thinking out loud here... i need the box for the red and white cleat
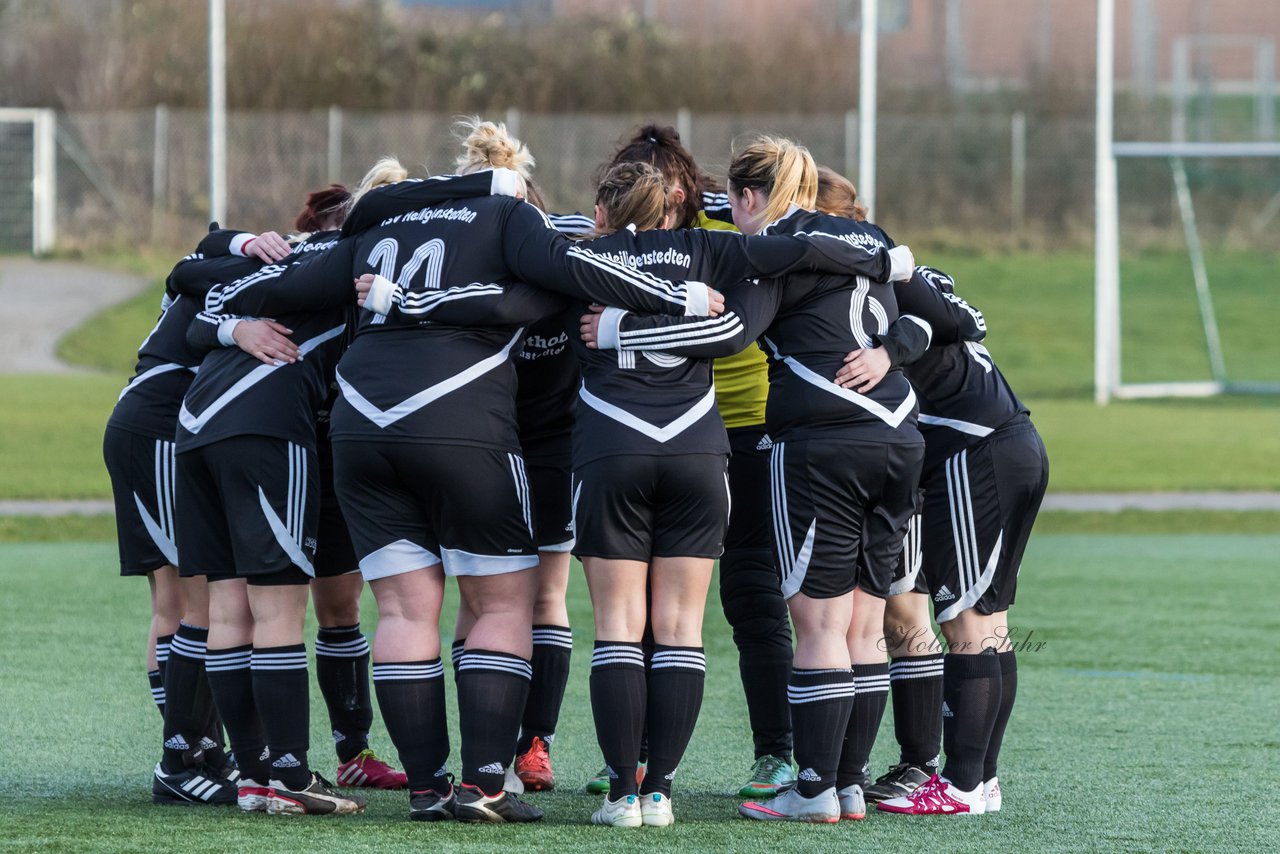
[877,774,985,815]
[336,749,408,790]
[515,736,555,791]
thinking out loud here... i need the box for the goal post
[0,107,56,254]
[1094,1,1280,403]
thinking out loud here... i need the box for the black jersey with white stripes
[249,194,706,451]
[176,231,352,454]
[514,213,593,460]
[107,228,270,441]
[598,208,922,444]
[890,267,1028,474]
[565,222,909,465]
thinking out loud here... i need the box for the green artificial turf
[1,535,1276,852]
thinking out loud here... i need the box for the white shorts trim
[441,547,539,577]
[537,538,575,554]
[359,538,441,581]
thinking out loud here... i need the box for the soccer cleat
[409,785,456,822]
[152,763,237,806]
[266,773,367,815]
[983,777,1002,813]
[585,763,645,795]
[515,736,555,791]
[738,785,840,823]
[640,792,674,827]
[590,793,642,828]
[335,748,408,789]
[877,774,985,815]
[863,762,933,803]
[237,778,271,812]
[737,755,797,798]
[454,784,544,823]
[837,784,866,820]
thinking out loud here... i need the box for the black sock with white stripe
[589,641,646,799]
[148,670,165,717]
[837,663,890,788]
[315,623,373,763]
[789,668,856,798]
[205,644,270,782]
[941,651,1002,792]
[252,644,311,791]
[889,653,944,770]
[372,659,450,794]
[983,650,1017,781]
[152,633,174,716]
[457,649,531,795]
[160,624,212,774]
[640,646,705,798]
[450,638,466,689]
[518,625,572,755]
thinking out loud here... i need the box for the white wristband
[596,307,628,351]
[229,232,257,257]
[489,167,522,198]
[888,245,915,282]
[217,318,244,347]
[366,274,397,316]
[683,281,710,317]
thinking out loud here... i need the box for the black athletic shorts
[920,418,1049,623]
[175,435,317,585]
[103,425,178,576]
[332,440,539,580]
[522,433,574,553]
[889,489,928,597]
[571,453,730,561]
[770,437,924,600]
[314,437,358,578]
[725,425,776,554]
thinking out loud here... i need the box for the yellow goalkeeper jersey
[694,211,768,429]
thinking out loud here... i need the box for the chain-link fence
[28,107,1280,251]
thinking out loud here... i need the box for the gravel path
[0,258,150,373]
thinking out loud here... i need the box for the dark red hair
[295,184,352,233]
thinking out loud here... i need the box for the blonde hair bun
[454,116,535,179]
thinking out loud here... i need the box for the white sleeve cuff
[683,281,710,317]
[217,318,243,347]
[366,274,397,316]
[229,233,257,257]
[596,307,628,350]
[489,167,522,197]
[888,245,915,282]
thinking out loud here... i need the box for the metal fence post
[328,105,343,183]
[677,107,692,146]
[505,107,521,139]
[152,104,169,240]
[1011,110,1026,232]
[844,109,858,180]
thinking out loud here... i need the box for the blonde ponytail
[454,116,535,195]
[727,135,818,227]
[352,156,409,203]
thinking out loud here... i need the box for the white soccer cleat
[738,785,840,823]
[877,774,985,815]
[237,778,270,812]
[641,792,674,827]
[837,783,866,820]
[983,777,1002,812]
[504,764,525,795]
[590,793,642,827]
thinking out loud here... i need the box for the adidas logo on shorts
[163,735,189,751]
[798,767,821,782]
[756,434,774,451]
[272,753,302,768]
[934,585,955,602]
[478,762,504,775]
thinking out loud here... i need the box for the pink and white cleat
[336,749,408,790]
[983,777,1002,812]
[877,774,985,815]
